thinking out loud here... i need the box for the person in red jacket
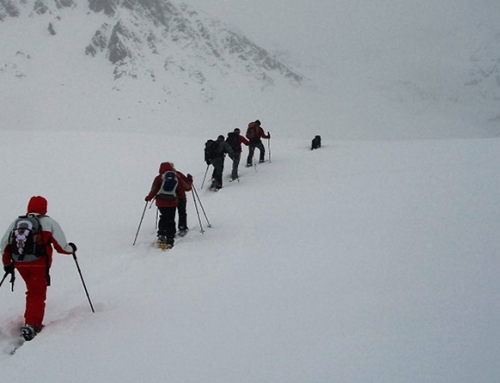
[1,196,76,341]
[246,119,270,167]
[145,162,192,248]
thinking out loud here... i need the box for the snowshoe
[20,325,38,341]
[157,236,167,250]
[178,228,189,237]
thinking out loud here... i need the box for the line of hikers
[204,119,271,191]
[1,119,270,341]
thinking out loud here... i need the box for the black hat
[255,120,261,125]
[234,128,241,133]
[217,135,224,140]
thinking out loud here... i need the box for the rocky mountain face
[0,0,303,100]
[467,33,500,102]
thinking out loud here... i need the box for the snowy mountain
[1,0,499,139]
[1,0,302,95]
[467,32,500,102]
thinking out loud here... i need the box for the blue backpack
[157,171,178,199]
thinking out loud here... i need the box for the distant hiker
[205,135,234,190]
[145,162,188,249]
[311,135,321,150]
[246,119,270,166]
[1,196,77,341]
[176,171,193,237]
[226,128,249,181]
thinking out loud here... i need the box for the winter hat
[27,196,48,215]
[217,135,224,140]
[255,120,261,125]
[234,128,241,134]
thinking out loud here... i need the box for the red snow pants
[16,260,49,330]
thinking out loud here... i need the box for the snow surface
[0,130,499,382]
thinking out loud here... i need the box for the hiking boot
[246,163,252,167]
[259,159,265,163]
[166,243,174,249]
[20,325,38,341]
[178,228,189,237]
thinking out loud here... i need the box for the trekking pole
[268,133,272,163]
[192,185,212,228]
[191,189,205,234]
[201,164,209,189]
[0,272,8,289]
[72,250,95,313]
[133,201,148,245]
[0,271,15,292]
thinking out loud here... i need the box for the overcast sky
[182,0,500,78]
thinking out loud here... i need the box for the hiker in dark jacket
[226,128,249,181]
[208,135,234,190]
[246,119,270,166]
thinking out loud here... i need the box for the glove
[4,263,14,274]
[69,242,77,252]
[267,132,271,139]
[145,196,152,202]
[187,173,193,181]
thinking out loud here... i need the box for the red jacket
[176,171,193,199]
[246,122,270,141]
[145,162,192,207]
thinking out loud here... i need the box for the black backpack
[226,132,240,152]
[204,139,218,164]
[8,214,47,262]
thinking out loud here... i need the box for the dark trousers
[211,157,224,187]
[231,152,241,180]
[247,141,265,165]
[177,198,188,230]
[158,206,176,244]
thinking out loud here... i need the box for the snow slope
[0,129,499,383]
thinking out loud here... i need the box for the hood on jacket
[158,162,175,174]
[27,196,48,215]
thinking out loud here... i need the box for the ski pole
[0,272,8,289]
[191,189,205,234]
[133,201,148,245]
[268,133,272,163]
[155,207,159,230]
[192,185,212,228]
[201,164,209,189]
[0,271,15,292]
[72,250,95,313]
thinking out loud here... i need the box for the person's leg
[258,141,266,162]
[247,144,255,166]
[213,158,223,188]
[17,265,47,331]
[177,198,187,231]
[164,207,177,246]
[231,153,241,180]
[158,207,168,239]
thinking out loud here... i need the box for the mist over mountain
[1,0,499,139]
